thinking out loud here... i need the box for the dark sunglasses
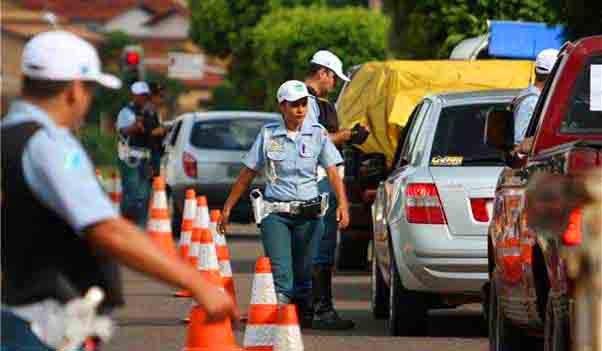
[288,97,308,108]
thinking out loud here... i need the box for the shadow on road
[303,307,486,338]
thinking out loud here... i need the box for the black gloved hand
[350,124,370,145]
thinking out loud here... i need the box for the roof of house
[1,8,104,42]
[22,0,189,23]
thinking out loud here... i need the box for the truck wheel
[544,296,569,351]
[336,232,369,271]
[371,242,389,319]
[388,258,427,336]
[489,278,524,351]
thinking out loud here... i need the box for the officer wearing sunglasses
[218,80,350,328]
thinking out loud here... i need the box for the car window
[169,120,182,146]
[189,118,272,151]
[400,101,430,162]
[559,54,602,134]
[430,103,508,167]
[392,103,422,169]
[525,52,565,138]
[408,100,432,165]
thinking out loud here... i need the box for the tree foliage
[188,0,279,58]
[249,6,390,110]
[551,0,602,40]
[187,0,370,59]
[384,0,560,58]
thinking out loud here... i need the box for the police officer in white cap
[1,30,238,350]
[513,48,559,146]
[219,80,350,328]
[305,50,369,330]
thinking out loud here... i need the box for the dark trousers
[260,213,323,300]
[118,157,151,228]
[313,178,338,267]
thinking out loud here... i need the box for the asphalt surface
[105,227,488,350]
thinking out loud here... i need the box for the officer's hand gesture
[336,206,350,229]
[191,283,239,324]
[217,207,230,235]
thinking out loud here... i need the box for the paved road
[105,229,488,351]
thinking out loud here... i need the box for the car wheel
[544,295,569,351]
[388,256,427,336]
[336,232,369,271]
[489,277,526,351]
[371,242,389,319]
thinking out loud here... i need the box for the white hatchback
[162,111,280,233]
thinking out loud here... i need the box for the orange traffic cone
[182,221,242,351]
[108,171,122,212]
[212,210,238,309]
[273,305,303,351]
[147,176,178,258]
[179,189,197,260]
[243,257,278,351]
[174,189,197,298]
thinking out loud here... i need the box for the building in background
[1,0,104,114]
[19,0,227,114]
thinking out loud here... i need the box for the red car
[485,36,602,350]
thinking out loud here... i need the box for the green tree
[384,0,560,58]
[250,6,390,110]
[550,0,602,40]
[188,0,278,58]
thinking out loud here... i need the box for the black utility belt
[265,196,325,219]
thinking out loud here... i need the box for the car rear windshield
[560,55,602,134]
[190,118,273,151]
[430,103,508,167]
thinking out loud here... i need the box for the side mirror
[484,106,514,153]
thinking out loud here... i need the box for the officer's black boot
[292,296,314,329]
[312,265,355,330]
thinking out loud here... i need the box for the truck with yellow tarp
[333,60,534,270]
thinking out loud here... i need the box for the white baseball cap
[130,81,150,95]
[310,50,350,82]
[535,48,559,74]
[277,80,310,103]
[21,30,121,89]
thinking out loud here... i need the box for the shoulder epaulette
[264,122,280,128]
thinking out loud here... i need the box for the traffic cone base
[243,305,278,349]
[273,305,303,351]
[243,257,278,351]
[183,305,242,351]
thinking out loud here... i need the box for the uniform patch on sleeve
[64,149,83,170]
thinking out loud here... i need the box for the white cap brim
[279,92,309,103]
[95,73,122,89]
[334,69,350,82]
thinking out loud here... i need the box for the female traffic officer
[218,80,350,326]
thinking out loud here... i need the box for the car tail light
[182,151,197,178]
[565,149,600,175]
[405,183,447,224]
[470,198,492,222]
[562,207,582,246]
